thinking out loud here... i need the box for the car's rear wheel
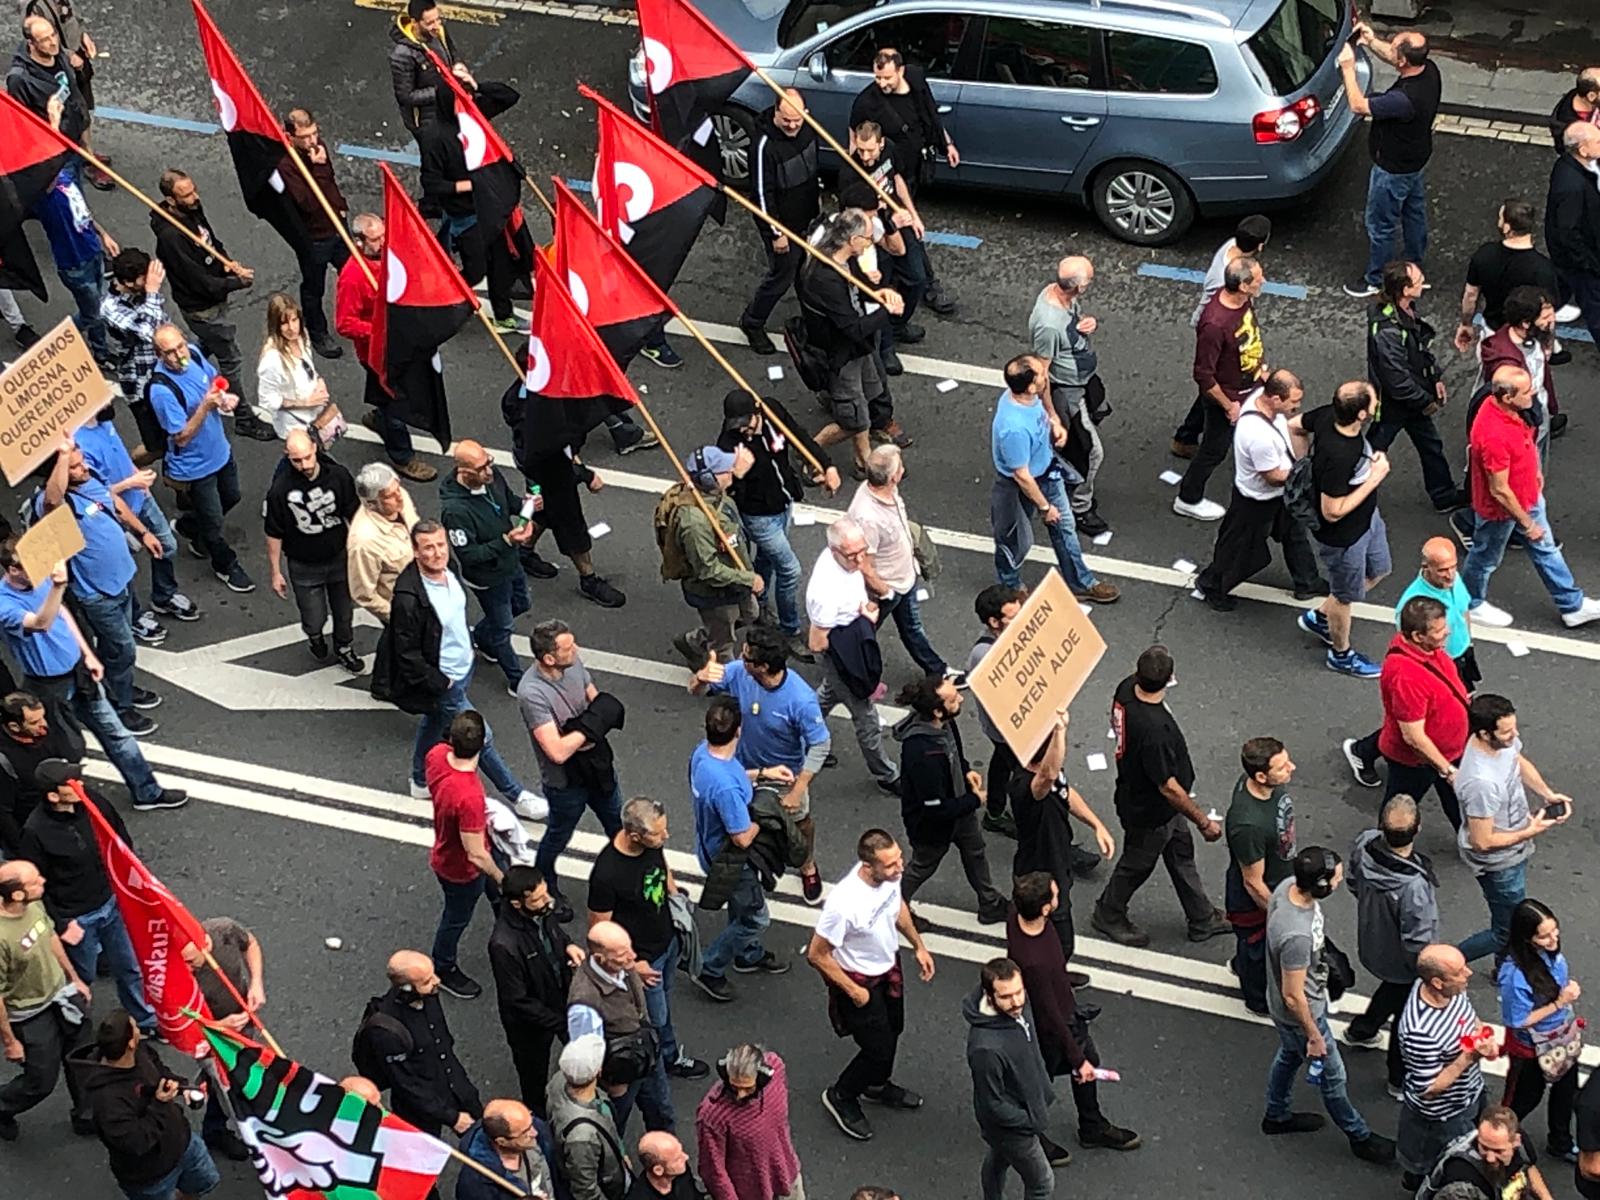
[1089,159,1194,246]
[712,106,757,189]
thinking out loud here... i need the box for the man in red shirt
[333,213,437,483]
[1458,364,1600,628]
[1369,595,1469,830]
[427,710,503,1000]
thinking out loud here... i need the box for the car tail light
[1253,95,1322,143]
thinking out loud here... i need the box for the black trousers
[1196,489,1322,598]
[1368,406,1457,509]
[1346,977,1409,1088]
[1177,395,1237,505]
[985,739,1017,818]
[834,978,901,1100]
[1231,926,1268,1014]
[0,1004,93,1122]
[741,227,802,327]
[1505,1052,1578,1152]
[1049,1024,1106,1130]
[1174,396,1204,444]
[509,1027,562,1118]
[1351,732,1462,829]
[900,812,1006,915]
[1096,815,1214,928]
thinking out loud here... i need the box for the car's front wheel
[711,107,757,189]
[1089,160,1195,246]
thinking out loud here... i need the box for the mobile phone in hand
[1544,801,1568,820]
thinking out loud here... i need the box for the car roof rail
[1083,0,1234,28]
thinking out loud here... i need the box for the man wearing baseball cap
[667,445,760,670]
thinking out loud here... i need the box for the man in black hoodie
[0,690,77,856]
[964,958,1057,1200]
[1546,123,1600,348]
[892,676,1006,925]
[739,91,821,355]
[7,16,88,146]
[69,1010,219,1200]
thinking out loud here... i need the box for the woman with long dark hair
[1498,898,1582,1160]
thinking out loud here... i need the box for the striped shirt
[1398,980,1484,1120]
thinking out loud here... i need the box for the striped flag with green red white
[198,1020,450,1200]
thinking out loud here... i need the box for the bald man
[1029,255,1110,536]
[1394,944,1494,1188]
[1338,23,1442,297]
[1546,121,1600,349]
[264,429,360,671]
[458,1097,556,1200]
[740,89,821,355]
[355,951,481,1139]
[440,438,534,692]
[628,1131,701,1200]
[569,921,675,1135]
[7,14,89,145]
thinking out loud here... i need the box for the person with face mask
[1479,287,1562,457]
[695,1045,803,1200]
[1343,794,1440,1100]
[488,866,585,1119]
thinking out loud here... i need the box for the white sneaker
[1173,496,1225,521]
[1560,596,1600,628]
[1471,601,1515,628]
[513,791,550,821]
[408,779,430,800]
[1556,303,1582,323]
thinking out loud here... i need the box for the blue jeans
[701,865,769,980]
[472,574,530,690]
[742,509,802,635]
[610,1042,676,1136]
[117,1129,220,1200]
[993,469,1097,592]
[410,667,526,800]
[58,255,108,361]
[877,586,946,675]
[534,780,623,897]
[1364,165,1427,286]
[64,895,155,1030]
[1264,1013,1369,1139]
[134,494,178,609]
[432,872,495,973]
[29,673,162,805]
[1461,500,1585,614]
[644,936,683,1067]
[1458,860,1528,963]
[176,458,242,575]
[73,586,138,715]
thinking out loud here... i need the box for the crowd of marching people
[3,1,1600,1198]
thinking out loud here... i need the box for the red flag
[426,48,526,244]
[552,178,671,370]
[635,0,752,163]
[581,83,720,292]
[79,791,212,1056]
[0,93,72,300]
[370,163,476,450]
[524,251,639,455]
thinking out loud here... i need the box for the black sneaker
[666,1054,710,1080]
[0,1113,17,1141]
[1350,1132,1396,1164]
[693,973,734,1002]
[1075,509,1110,538]
[1262,1113,1325,1135]
[822,753,838,769]
[336,647,363,674]
[1292,580,1330,601]
[1550,411,1570,436]
[977,905,1008,926]
[1068,844,1102,878]
[640,341,684,368]
[924,286,957,316]
[1067,969,1091,988]
[217,565,256,594]
[132,612,167,645]
[551,896,575,924]
[13,323,40,349]
[732,951,790,975]
[232,413,277,442]
[205,1128,253,1161]
[1040,1135,1072,1167]
[71,1115,97,1136]
[1091,905,1150,948]
[983,810,1018,839]
[862,1082,922,1109]
[152,593,201,621]
[436,967,482,1000]
[822,1087,873,1140]
[1342,280,1379,299]
[520,550,560,579]
[1342,739,1382,788]
[891,321,926,344]
[881,347,904,376]
[129,686,162,711]
[1187,909,1231,942]
[875,775,902,796]
[310,334,345,360]
[308,635,329,661]
[741,324,779,355]
[120,711,159,737]
[1450,508,1476,551]
[133,789,189,812]
[1079,1122,1141,1151]
[579,574,626,608]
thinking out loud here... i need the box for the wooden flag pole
[520,170,557,220]
[750,66,908,219]
[283,144,375,289]
[720,186,894,307]
[631,398,746,570]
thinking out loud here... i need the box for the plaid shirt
[99,289,169,398]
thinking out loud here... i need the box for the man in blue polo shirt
[0,542,184,812]
[690,624,831,905]
[34,164,116,362]
[145,323,253,594]
[34,444,165,734]
[690,696,792,1002]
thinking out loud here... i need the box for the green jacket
[676,490,754,603]
[439,468,520,589]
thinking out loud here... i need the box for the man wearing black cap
[667,446,760,669]
[719,390,839,662]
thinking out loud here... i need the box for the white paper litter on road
[1085,753,1108,772]
[1159,470,1183,485]
[588,522,611,538]
[1173,558,1197,574]
[767,365,784,380]
[1092,530,1113,546]
[936,379,959,393]
[916,588,930,602]
[1507,641,1531,658]
[1107,727,1116,739]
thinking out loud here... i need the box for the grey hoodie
[545,1074,628,1200]
[1347,827,1439,985]
[963,985,1054,1137]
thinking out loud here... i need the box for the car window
[1105,31,1217,94]
[779,0,881,49]
[826,12,971,76]
[1245,0,1342,95]
[975,18,1094,89]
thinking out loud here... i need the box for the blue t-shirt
[708,661,830,775]
[1395,573,1472,660]
[0,578,81,678]
[146,351,230,481]
[1499,949,1572,1045]
[34,170,102,270]
[690,742,753,872]
[34,478,136,601]
[991,391,1052,478]
[75,420,144,510]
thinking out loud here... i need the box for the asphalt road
[2,0,1599,1196]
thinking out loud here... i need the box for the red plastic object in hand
[212,376,229,392]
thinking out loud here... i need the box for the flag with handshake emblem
[199,1020,450,1200]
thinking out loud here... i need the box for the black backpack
[1282,453,1318,529]
[350,996,412,1090]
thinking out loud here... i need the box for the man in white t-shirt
[1194,369,1325,610]
[807,828,935,1142]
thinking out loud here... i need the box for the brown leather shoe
[884,419,913,449]
[395,458,439,483]
[1073,582,1121,604]
[1170,438,1196,459]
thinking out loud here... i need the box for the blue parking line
[338,143,421,167]
[1558,323,1593,344]
[1138,261,1309,301]
[96,106,219,135]
[924,230,982,249]
[563,178,592,193]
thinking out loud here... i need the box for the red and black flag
[581,83,721,292]
[427,48,526,247]
[370,163,476,450]
[524,251,640,455]
[0,93,71,300]
[634,0,752,177]
[189,0,306,247]
[552,178,671,371]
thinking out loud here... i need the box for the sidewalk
[1372,1,1594,120]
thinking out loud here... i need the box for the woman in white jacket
[256,292,342,442]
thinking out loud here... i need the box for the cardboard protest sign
[14,501,85,585]
[0,318,114,485]
[969,568,1107,761]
